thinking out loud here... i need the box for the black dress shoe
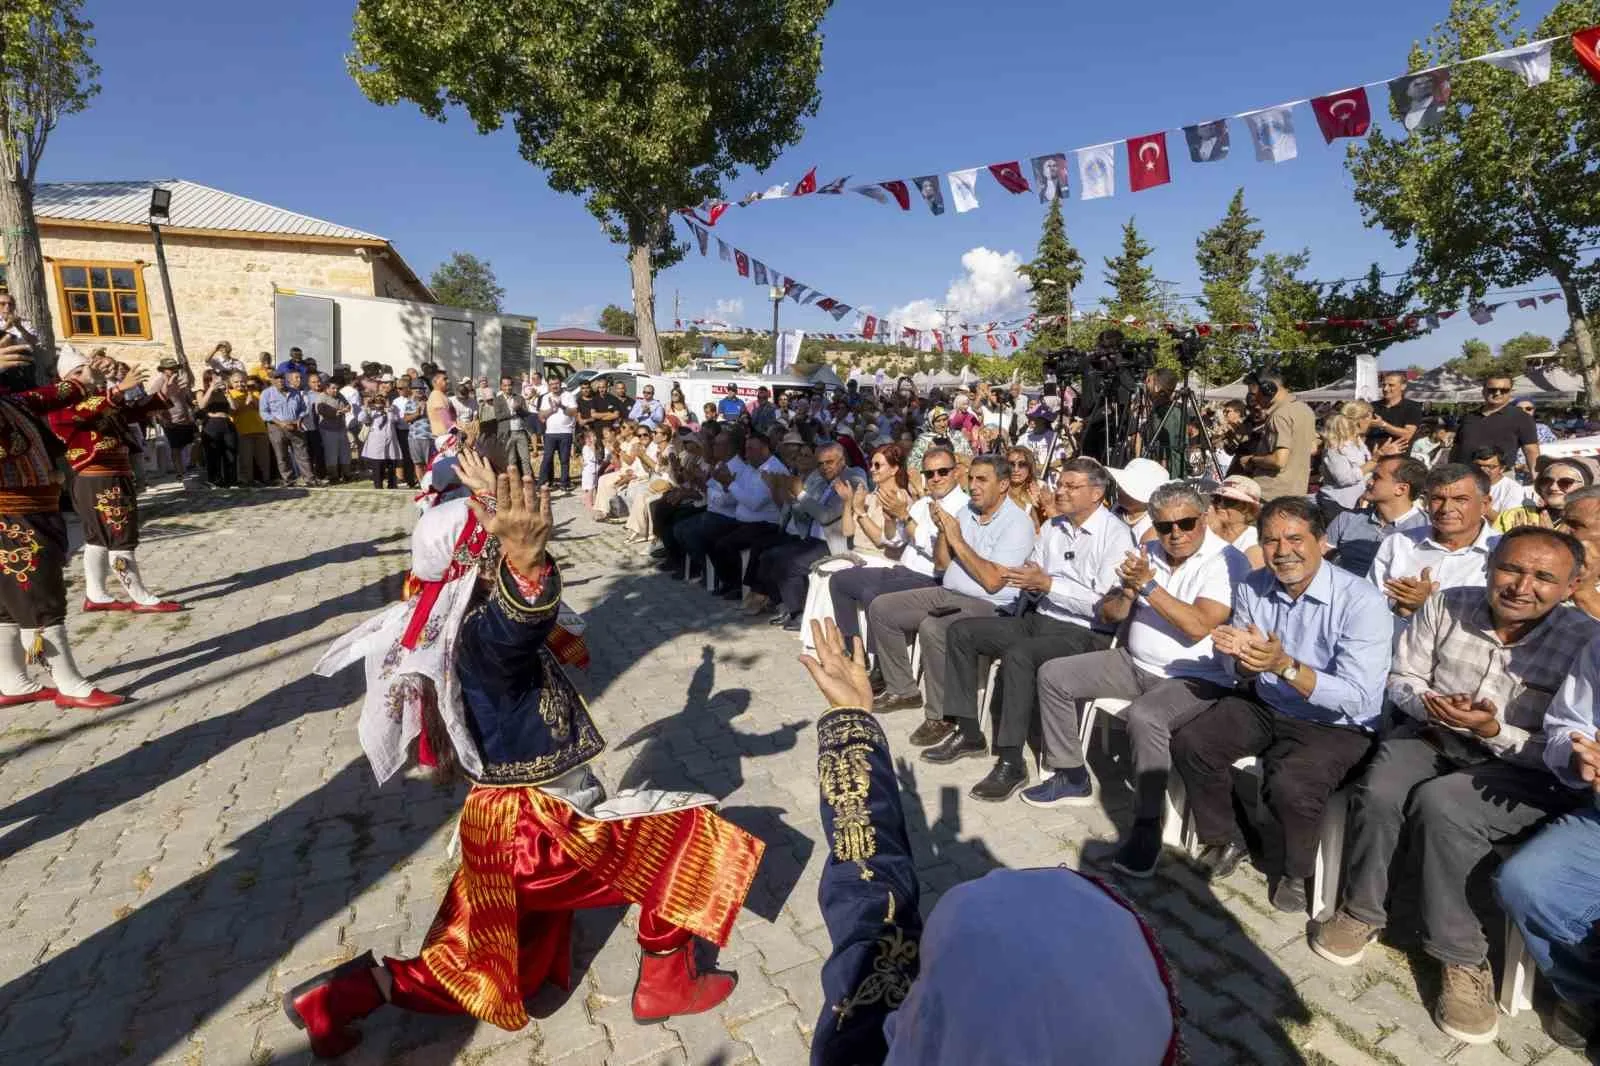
[1193,841,1248,881]
[1270,876,1308,915]
[1111,820,1164,879]
[970,759,1027,801]
[781,617,802,632]
[907,720,955,747]
[767,611,792,626]
[686,567,705,583]
[718,587,743,601]
[921,731,988,764]
[1546,997,1597,1051]
[872,692,923,714]
[869,668,887,697]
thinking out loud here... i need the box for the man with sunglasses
[1449,374,1539,474]
[828,448,968,656]
[927,458,1140,799]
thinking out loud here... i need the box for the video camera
[1037,329,1158,399]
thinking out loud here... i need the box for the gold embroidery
[832,924,917,1021]
[493,558,561,622]
[94,486,130,536]
[817,708,884,748]
[819,743,876,880]
[0,521,40,587]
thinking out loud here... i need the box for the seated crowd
[620,405,1600,1052]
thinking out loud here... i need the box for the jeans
[540,432,574,487]
[865,586,997,716]
[1172,696,1376,880]
[1035,648,1231,820]
[1496,803,1600,1007]
[267,425,313,483]
[944,612,1111,753]
[1342,726,1583,968]
[828,566,939,649]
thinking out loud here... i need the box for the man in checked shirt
[1310,525,1600,1047]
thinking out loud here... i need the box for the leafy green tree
[1317,264,1416,358]
[1103,218,1157,320]
[428,251,504,312]
[348,0,829,373]
[1499,330,1556,362]
[598,304,637,337]
[1446,336,1523,378]
[1017,196,1084,380]
[1195,188,1264,382]
[1259,251,1332,387]
[0,1,98,371]
[1348,0,1600,410]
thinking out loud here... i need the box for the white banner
[1354,354,1379,401]
[776,329,805,374]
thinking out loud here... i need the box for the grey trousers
[499,431,531,476]
[866,586,997,718]
[1341,725,1582,968]
[1036,648,1232,820]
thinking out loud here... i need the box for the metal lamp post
[769,285,783,369]
[148,186,189,376]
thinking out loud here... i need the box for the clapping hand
[1117,549,1154,591]
[117,364,150,394]
[1384,567,1437,614]
[798,618,874,710]
[878,483,911,521]
[1570,733,1600,793]
[1375,438,1406,458]
[1422,692,1501,739]
[466,469,553,576]
[1003,561,1052,592]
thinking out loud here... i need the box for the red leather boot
[631,944,737,1023]
[283,950,386,1058]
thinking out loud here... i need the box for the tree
[1317,264,1416,359]
[1103,218,1156,319]
[1195,189,1264,382]
[1348,0,1600,410]
[0,1,98,372]
[1017,196,1084,378]
[348,0,828,373]
[428,251,504,312]
[1259,251,1332,387]
[598,304,637,337]
[1499,330,1556,362]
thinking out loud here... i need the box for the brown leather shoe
[908,720,955,746]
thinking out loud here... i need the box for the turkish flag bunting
[734,250,749,278]
[816,297,837,312]
[988,161,1031,194]
[794,167,817,196]
[706,202,729,226]
[1574,27,1600,84]
[1126,133,1171,192]
[1310,87,1372,143]
[961,335,971,354]
[863,315,878,339]
[986,332,998,352]
[879,181,911,210]
[934,330,944,351]
[1008,332,1019,348]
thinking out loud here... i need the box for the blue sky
[40,0,1577,371]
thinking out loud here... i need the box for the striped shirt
[1388,587,1600,770]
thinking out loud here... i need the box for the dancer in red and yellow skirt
[286,452,763,1057]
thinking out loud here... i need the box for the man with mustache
[1311,527,1597,1047]
[1368,463,1498,635]
[1171,497,1390,910]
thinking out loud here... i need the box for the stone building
[0,179,431,367]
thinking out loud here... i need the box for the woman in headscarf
[907,406,972,481]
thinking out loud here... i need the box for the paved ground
[0,483,1590,1066]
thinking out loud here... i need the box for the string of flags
[684,28,1600,220]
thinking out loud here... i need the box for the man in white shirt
[663,433,740,581]
[537,372,578,491]
[1325,455,1430,577]
[1468,445,1529,516]
[930,459,1138,801]
[706,435,792,598]
[1025,483,1251,870]
[1369,463,1498,631]
[828,448,968,655]
[866,455,1035,727]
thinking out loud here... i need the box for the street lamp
[769,285,784,368]
[148,185,189,376]
[1037,278,1073,343]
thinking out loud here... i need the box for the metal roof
[540,327,640,345]
[32,179,387,242]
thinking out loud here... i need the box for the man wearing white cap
[50,348,183,617]
[1108,457,1171,544]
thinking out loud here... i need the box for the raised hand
[468,470,552,576]
[799,618,874,710]
[0,343,31,373]
[455,447,500,499]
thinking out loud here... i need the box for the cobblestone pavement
[0,484,1590,1066]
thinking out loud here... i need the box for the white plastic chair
[1498,919,1536,1017]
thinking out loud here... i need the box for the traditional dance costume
[286,496,764,1058]
[48,350,180,614]
[0,374,123,709]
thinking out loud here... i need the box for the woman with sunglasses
[1493,457,1594,532]
[1207,475,1266,569]
[1005,447,1049,528]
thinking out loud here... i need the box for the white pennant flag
[1076,144,1116,200]
[948,168,980,213]
[717,239,731,262]
[1242,107,1298,163]
[1482,41,1553,86]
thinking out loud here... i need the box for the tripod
[1141,370,1225,482]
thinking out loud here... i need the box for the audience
[1235,370,1317,501]
[1312,527,1596,1045]
[1205,475,1265,568]
[928,458,1135,801]
[1368,463,1498,630]
[707,434,792,598]
[1108,457,1169,544]
[1469,445,1529,516]
[1324,455,1429,577]
[1172,497,1391,915]
[259,367,317,486]
[1495,455,1593,532]
[1317,400,1388,520]
[750,442,867,630]
[1449,372,1540,474]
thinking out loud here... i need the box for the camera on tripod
[1163,326,1209,375]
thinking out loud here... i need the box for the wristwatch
[1280,660,1301,683]
[1138,579,1158,598]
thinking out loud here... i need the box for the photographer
[1074,330,1143,466]
[1134,366,1186,478]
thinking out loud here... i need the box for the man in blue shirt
[275,345,309,379]
[628,384,665,429]
[1324,454,1430,576]
[1172,495,1390,913]
[716,383,746,421]
[259,368,318,485]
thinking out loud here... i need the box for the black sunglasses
[922,466,955,478]
[1485,386,1512,395]
[1152,516,1203,535]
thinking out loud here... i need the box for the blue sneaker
[1019,768,1094,808]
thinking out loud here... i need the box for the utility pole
[673,289,680,329]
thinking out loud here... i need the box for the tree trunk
[0,174,58,379]
[629,242,662,373]
[1555,275,1600,414]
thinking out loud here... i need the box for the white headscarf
[883,868,1178,1066]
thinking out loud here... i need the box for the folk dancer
[285,457,765,1058]
[0,342,126,708]
[51,348,181,614]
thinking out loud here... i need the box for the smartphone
[123,384,147,404]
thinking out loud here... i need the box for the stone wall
[33,226,403,368]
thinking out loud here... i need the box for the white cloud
[891,247,1028,330]
[556,303,601,327]
[713,298,744,320]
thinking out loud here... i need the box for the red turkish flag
[1126,133,1171,192]
[987,161,1031,194]
[879,181,911,210]
[794,167,818,196]
[933,331,944,352]
[706,202,728,226]
[1008,332,1019,348]
[816,297,836,312]
[863,315,878,339]
[1575,27,1600,84]
[960,335,971,355]
[986,332,998,352]
[1310,87,1372,143]
[733,250,749,278]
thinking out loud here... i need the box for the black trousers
[1172,695,1376,879]
[944,613,1111,751]
[708,521,793,591]
[671,511,737,573]
[371,457,397,489]
[539,433,573,488]
[71,473,139,549]
[201,417,238,487]
[0,511,68,627]
[757,536,831,612]
[653,499,697,562]
[827,565,939,648]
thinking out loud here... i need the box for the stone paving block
[590,996,683,1066]
[1298,1022,1390,1066]
[1356,981,1461,1060]
[731,1004,808,1066]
